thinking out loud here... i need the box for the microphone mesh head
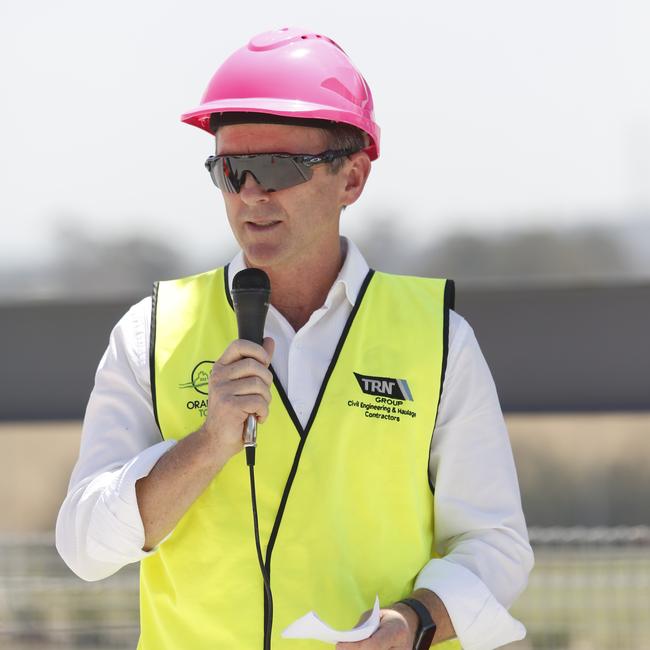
[232,268,270,292]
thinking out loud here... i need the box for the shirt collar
[227,236,370,308]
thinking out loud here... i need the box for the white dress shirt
[56,237,533,650]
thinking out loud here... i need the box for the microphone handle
[243,414,257,447]
[233,289,270,450]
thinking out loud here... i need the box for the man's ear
[339,151,371,208]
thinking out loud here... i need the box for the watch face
[416,623,436,650]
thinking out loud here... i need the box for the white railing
[1,528,649,649]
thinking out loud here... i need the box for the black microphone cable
[246,447,273,650]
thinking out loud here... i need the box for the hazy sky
[2,0,649,267]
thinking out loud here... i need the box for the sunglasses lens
[210,157,240,192]
[209,155,313,193]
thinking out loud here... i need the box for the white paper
[281,595,380,644]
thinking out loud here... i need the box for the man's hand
[335,602,418,650]
[335,590,455,650]
[200,337,275,461]
[136,336,274,551]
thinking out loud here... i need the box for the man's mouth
[245,220,282,230]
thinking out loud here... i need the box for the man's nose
[239,172,271,204]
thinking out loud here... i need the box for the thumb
[262,337,275,365]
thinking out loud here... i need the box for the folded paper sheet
[282,595,380,644]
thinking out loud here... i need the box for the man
[56,27,533,650]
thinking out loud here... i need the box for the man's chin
[242,243,288,270]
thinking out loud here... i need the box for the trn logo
[353,372,413,401]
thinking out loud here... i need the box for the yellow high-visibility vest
[141,265,460,649]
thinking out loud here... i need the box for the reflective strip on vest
[141,266,461,650]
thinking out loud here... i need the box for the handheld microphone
[232,268,271,465]
[232,268,274,649]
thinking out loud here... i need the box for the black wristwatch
[398,598,437,650]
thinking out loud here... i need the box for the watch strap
[398,598,437,650]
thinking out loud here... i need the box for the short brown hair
[210,112,367,173]
[319,122,367,173]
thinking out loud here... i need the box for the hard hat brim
[181,97,379,161]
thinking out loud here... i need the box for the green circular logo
[190,360,214,395]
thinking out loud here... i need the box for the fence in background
[1,527,649,650]
[510,527,650,650]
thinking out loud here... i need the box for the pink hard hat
[181,27,380,160]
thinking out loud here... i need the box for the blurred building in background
[2,216,650,300]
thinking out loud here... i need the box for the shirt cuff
[414,558,526,650]
[87,440,176,564]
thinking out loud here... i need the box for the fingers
[262,336,275,361]
[199,337,276,458]
[213,338,274,387]
[229,376,272,402]
[219,358,273,386]
[209,354,273,420]
[232,393,270,423]
[335,609,410,650]
[219,338,273,367]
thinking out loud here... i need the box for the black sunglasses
[204,148,358,193]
